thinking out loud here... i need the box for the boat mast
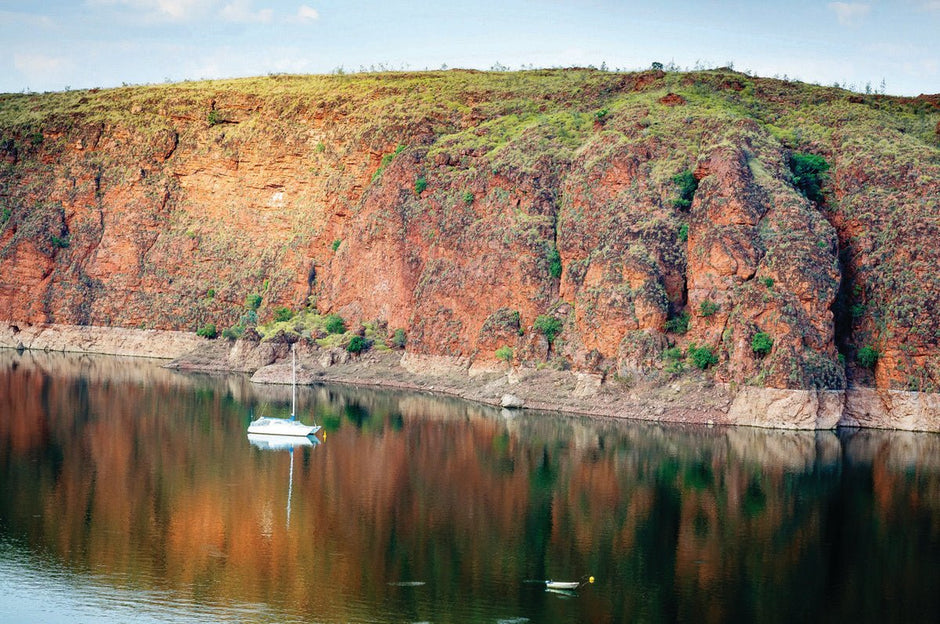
[291,342,296,420]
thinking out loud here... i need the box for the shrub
[245,293,262,310]
[222,325,245,340]
[857,345,879,368]
[346,335,368,354]
[0,207,10,225]
[699,300,719,317]
[495,345,513,362]
[207,109,223,126]
[672,170,699,211]
[324,313,346,334]
[463,191,474,204]
[414,176,427,195]
[534,315,563,344]
[547,245,562,279]
[663,347,685,373]
[391,328,407,349]
[197,323,217,339]
[331,239,341,252]
[790,152,830,203]
[677,223,689,242]
[50,235,70,248]
[761,277,774,288]
[594,108,609,123]
[751,332,773,356]
[206,288,215,299]
[664,311,690,334]
[273,307,294,322]
[688,344,718,370]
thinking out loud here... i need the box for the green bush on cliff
[245,293,262,311]
[789,152,830,203]
[857,345,879,368]
[534,315,563,344]
[547,245,562,279]
[495,345,513,362]
[391,328,407,349]
[688,343,718,370]
[324,313,346,334]
[665,311,690,334]
[222,325,244,340]
[751,332,773,356]
[0,208,10,226]
[672,170,698,211]
[273,307,294,322]
[414,176,427,195]
[197,323,218,339]
[346,335,368,354]
[699,300,719,317]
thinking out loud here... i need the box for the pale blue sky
[0,1,937,95]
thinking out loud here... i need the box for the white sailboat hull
[247,417,321,437]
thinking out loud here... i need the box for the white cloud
[297,5,319,21]
[828,2,872,25]
[86,0,216,21]
[14,53,73,77]
[221,1,273,23]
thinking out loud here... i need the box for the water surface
[0,351,938,623]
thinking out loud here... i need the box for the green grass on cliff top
[1,68,937,153]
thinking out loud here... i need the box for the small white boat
[247,344,321,436]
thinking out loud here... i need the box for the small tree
[391,328,407,349]
[534,315,563,344]
[790,152,830,203]
[197,323,217,339]
[699,300,719,317]
[346,335,368,354]
[751,332,773,356]
[672,170,699,211]
[688,344,718,370]
[324,313,346,334]
[495,345,513,363]
[245,293,262,311]
[273,307,294,322]
[857,345,879,368]
[547,245,562,279]
[414,176,427,195]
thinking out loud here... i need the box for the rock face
[1,69,939,428]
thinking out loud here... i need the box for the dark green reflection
[0,350,938,623]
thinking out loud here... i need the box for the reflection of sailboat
[248,344,321,436]
[248,433,320,529]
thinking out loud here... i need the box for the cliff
[1,69,939,426]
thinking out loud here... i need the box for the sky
[0,1,938,96]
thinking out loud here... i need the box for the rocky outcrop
[1,69,938,429]
[0,321,204,359]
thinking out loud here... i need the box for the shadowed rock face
[0,69,938,395]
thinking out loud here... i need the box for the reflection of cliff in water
[1,352,938,623]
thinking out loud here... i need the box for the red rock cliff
[1,69,938,394]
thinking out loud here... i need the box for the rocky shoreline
[2,322,939,432]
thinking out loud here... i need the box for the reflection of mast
[247,432,320,530]
[287,446,294,528]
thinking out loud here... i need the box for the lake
[0,350,938,623]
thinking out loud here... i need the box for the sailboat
[247,343,322,436]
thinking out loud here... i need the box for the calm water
[0,351,938,623]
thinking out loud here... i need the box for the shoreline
[2,322,939,432]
